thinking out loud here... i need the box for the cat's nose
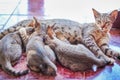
[102,24,106,29]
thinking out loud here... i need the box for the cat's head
[92,8,118,32]
[28,16,41,32]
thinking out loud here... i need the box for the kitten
[26,17,57,76]
[0,27,34,76]
[45,25,107,71]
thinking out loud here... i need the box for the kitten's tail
[3,61,29,76]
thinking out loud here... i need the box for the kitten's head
[19,17,40,36]
[28,16,41,32]
[92,8,118,31]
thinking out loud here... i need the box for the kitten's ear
[47,23,56,33]
[92,8,101,19]
[47,25,51,32]
[28,20,34,27]
[28,17,40,28]
[47,25,53,39]
[33,16,40,29]
[47,25,56,39]
[109,10,118,22]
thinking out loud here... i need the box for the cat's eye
[105,22,111,26]
[97,21,101,24]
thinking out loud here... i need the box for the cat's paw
[115,52,120,60]
[108,58,115,65]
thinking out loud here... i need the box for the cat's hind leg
[44,45,56,63]
[26,50,41,72]
[3,42,29,76]
[2,59,28,76]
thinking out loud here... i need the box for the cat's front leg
[99,44,120,59]
[96,36,120,59]
[82,35,115,64]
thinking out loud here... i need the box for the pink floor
[0,0,120,80]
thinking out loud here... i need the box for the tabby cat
[26,17,57,76]
[0,27,34,76]
[45,25,107,71]
[0,8,119,63]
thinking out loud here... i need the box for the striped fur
[26,17,57,76]
[0,9,119,64]
[45,25,107,71]
[0,27,34,76]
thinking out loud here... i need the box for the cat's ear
[28,17,40,28]
[28,20,34,27]
[47,25,54,39]
[109,10,118,22]
[47,25,56,39]
[47,25,51,32]
[33,16,40,29]
[47,23,56,33]
[92,8,101,19]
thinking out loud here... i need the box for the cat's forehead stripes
[96,13,111,22]
[101,13,111,22]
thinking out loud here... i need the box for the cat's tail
[2,60,29,76]
[0,19,32,39]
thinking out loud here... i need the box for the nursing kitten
[0,27,34,76]
[45,25,107,71]
[26,17,57,76]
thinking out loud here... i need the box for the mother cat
[0,8,119,63]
